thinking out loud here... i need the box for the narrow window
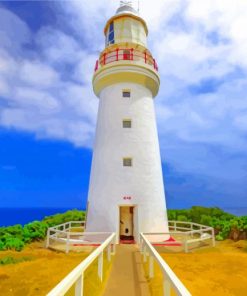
[123,119,132,128]
[122,90,131,98]
[123,158,132,167]
[108,22,115,45]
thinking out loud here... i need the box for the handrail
[49,221,85,230]
[46,221,113,253]
[47,227,113,253]
[140,233,191,296]
[47,233,116,296]
[168,221,210,229]
[49,230,112,236]
[144,220,215,253]
[94,47,158,72]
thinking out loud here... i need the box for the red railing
[94,48,158,72]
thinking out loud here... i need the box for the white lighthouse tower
[85,1,168,242]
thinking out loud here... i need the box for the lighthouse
[85,1,169,242]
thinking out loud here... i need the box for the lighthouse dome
[116,4,138,16]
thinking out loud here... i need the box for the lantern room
[104,5,148,48]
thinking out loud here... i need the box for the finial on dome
[116,0,138,15]
[120,1,133,7]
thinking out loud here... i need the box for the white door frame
[117,204,137,243]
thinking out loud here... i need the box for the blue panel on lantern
[108,22,114,44]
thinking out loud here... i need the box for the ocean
[0,208,84,227]
[0,207,246,227]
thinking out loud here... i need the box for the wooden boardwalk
[102,244,151,296]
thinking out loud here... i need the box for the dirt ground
[145,240,247,296]
[1,240,247,296]
[0,241,93,296]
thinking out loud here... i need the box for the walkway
[102,244,151,296]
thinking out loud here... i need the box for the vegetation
[0,207,246,252]
[0,209,85,252]
[0,256,33,265]
[167,206,247,241]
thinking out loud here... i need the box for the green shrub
[177,215,188,222]
[4,237,25,251]
[167,210,177,221]
[0,240,5,251]
[0,209,85,252]
[200,214,212,226]
[167,207,247,241]
[23,221,48,242]
[43,209,85,227]
[216,234,224,241]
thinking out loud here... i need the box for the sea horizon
[0,207,85,227]
[0,206,246,227]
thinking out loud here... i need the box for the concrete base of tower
[85,203,169,244]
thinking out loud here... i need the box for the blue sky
[0,0,246,210]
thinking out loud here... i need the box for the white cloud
[0,9,98,147]
[73,54,98,84]
[20,61,59,88]
[36,27,82,64]
[140,0,184,32]
[14,87,60,113]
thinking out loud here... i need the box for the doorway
[119,206,134,241]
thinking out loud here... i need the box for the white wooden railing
[46,221,85,252]
[140,233,191,296]
[47,233,116,296]
[46,221,114,253]
[168,220,215,252]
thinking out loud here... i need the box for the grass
[0,241,91,295]
[0,256,33,265]
[69,227,85,232]
[0,241,114,296]
[143,240,247,296]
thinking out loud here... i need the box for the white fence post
[98,252,103,281]
[75,274,83,296]
[66,232,70,254]
[163,277,171,296]
[46,229,50,248]
[149,255,154,278]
